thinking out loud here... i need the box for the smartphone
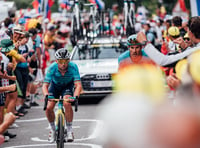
[1,62,4,73]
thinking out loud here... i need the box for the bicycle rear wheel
[57,114,64,148]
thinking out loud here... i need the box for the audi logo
[96,74,110,80]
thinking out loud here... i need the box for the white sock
[30,94,35,103]
[16,105,22,111]
[50,122,55,131]
[66,122,72,133]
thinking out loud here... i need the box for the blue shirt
[33,35,41,50]
[44,62,81,86]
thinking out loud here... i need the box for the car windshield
[72,43,127,60]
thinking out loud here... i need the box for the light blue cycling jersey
[44,61,81,86]
[118,49,147,64]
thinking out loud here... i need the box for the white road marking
[46,125,80,129]
[16,117,47,122]
[31,119,103,142]
[15,117,103,142]
[4,143,102,148]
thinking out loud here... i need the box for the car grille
[81,74,113,92]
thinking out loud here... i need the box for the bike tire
[57,115,64,148]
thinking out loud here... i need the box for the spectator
[172,16,186,37]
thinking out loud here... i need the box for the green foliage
[51,0,59,12]
[7,0,33,9]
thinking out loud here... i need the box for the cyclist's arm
[73,80,82,97]
[72,63,82,97]
[42,82,50,96]
[143,43,199,66]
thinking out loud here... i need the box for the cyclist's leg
[63,88,74,142]
[45,100,56,126]
[63,94,73,126]
[62,85,74,122]
[46,82,59,129]
[46,99,57,143]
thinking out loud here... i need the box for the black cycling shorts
[48,82,74,99]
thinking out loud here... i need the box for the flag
[59,0,71,9]
[95,0,105,10]
[179,0,187,12]
[32,0,42,13]
[45,0,54,20]
[190,0,200,16]
[88,0,104,10]
[172,0,189,18]
[88,0,96,4]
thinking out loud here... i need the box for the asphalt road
[2,95,105,148]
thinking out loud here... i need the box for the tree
[7,0,33,9]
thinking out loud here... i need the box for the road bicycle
[123,0,136,36]
[83,3,98,42]
[71,0,82,44]
[43,95,78,148]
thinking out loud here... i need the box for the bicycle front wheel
[57,114,65,148]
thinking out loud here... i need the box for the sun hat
[188,50,200,84]
[0,39,15,52]
[175,59,188,80]
[168,26,180,37]
[47,23,56,31]
[13,25,25,34]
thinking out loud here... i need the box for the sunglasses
[57,59,69,64]
[184,38,190,41]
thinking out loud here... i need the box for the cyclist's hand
[68,98,75,102]
[68,96,78,102]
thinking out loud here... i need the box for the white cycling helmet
[55,48,71,60]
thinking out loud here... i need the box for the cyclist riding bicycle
[118,34,155,71]
[42,48,82,143]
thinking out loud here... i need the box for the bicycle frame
[129,0,135,28]
[123,0,136,36]
[43,95,78,148]
[123,0,128,35]
[55,96,65,131]
[70,0,81,44]
[74,0,80,31]
[55,96,65,148]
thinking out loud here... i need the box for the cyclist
[118,34,155,71]
[42,48,82,143]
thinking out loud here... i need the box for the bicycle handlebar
[74,96,78,112]
[43,95,79,112]
[69,96,79,112]
[43,95,48,111]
